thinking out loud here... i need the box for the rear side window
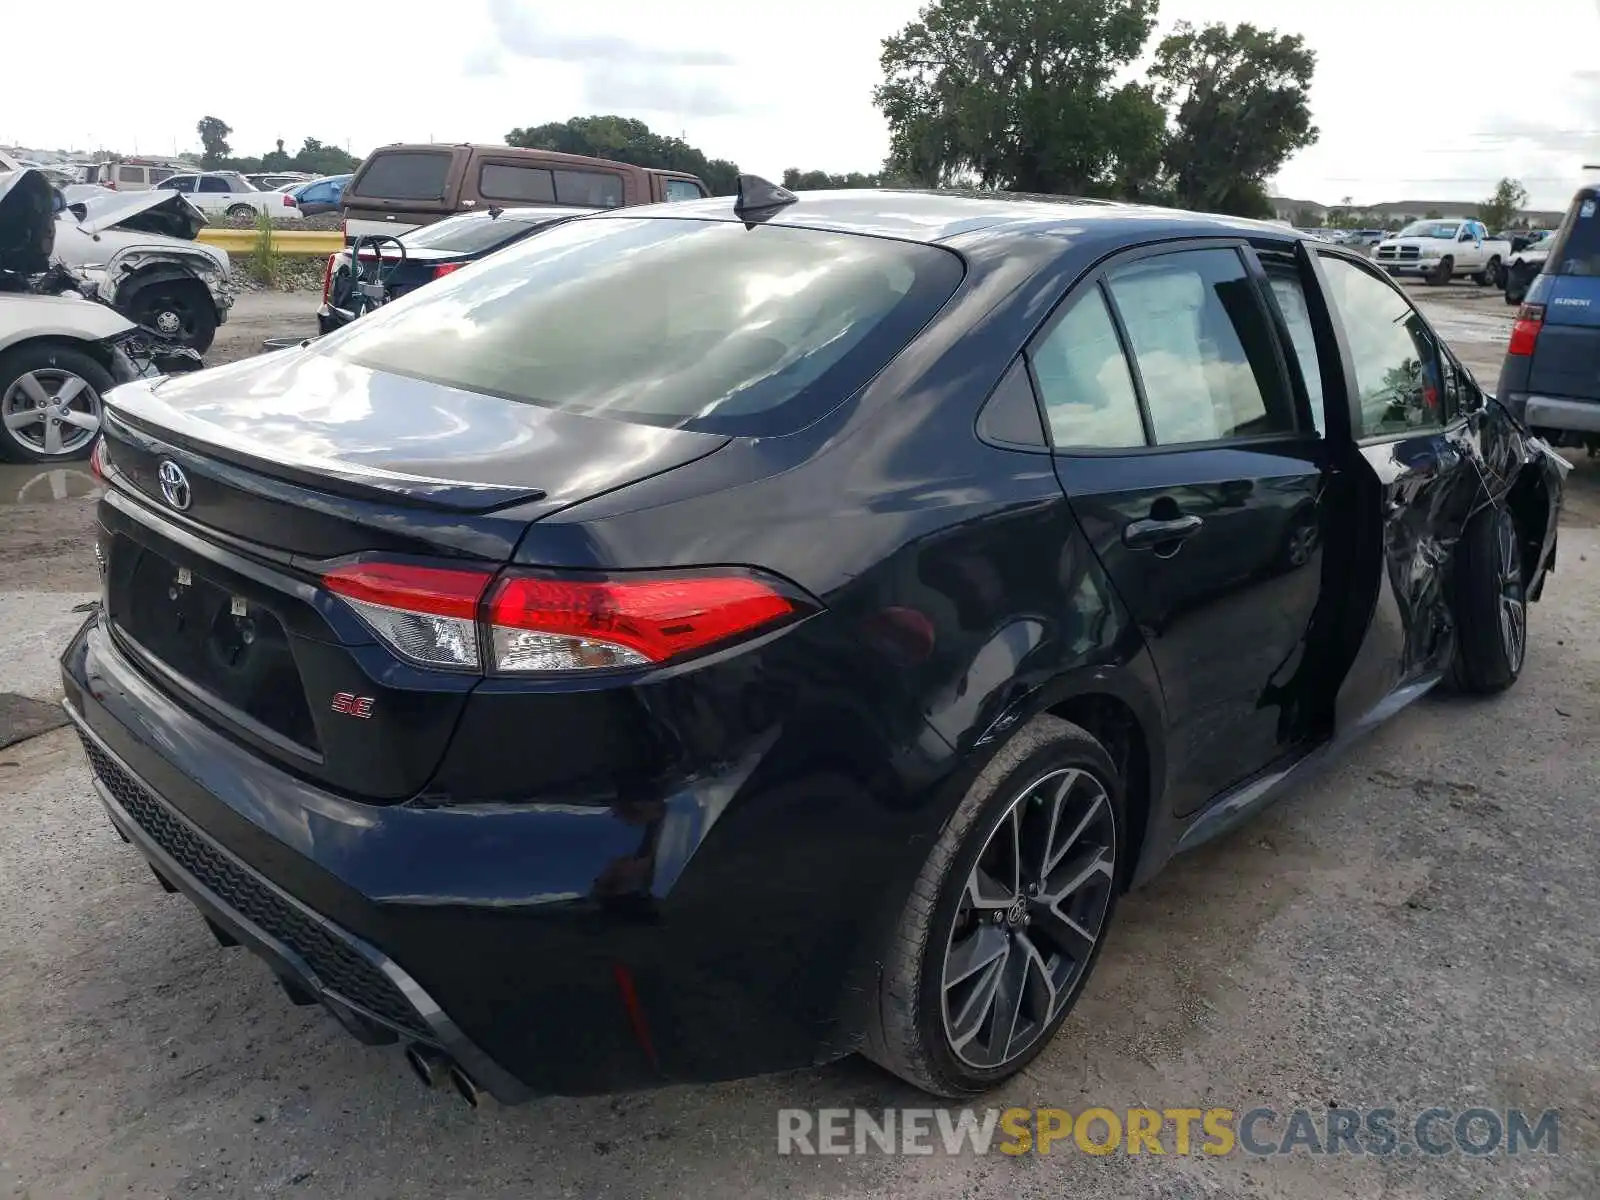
[1318,255,1444,438]
[353,151,452,201]
[401,214,547,254]
[665,178,706,202]
[117,166,142,183]
[1105,248,1295,444]
[479,164,555,203]
[552,170,623,207]
[321,218,964,436]
[1546,191,1600,276]
[1029,287,1146,449]
[150,168,174,184]
[198,175,231,194]
[1263,268,1326,433]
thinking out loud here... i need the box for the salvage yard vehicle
[1502,238,1552,306]
[1374,218,1509,286]
[287,174,350,217]
[317,204,596,333]
[80,158,185,192]
[0,171,200,462]
[61,182,1565,1104]
[1497,184,1600,454]
[341,143,706,240]
[52,188,233,352]
[155,172,303,221]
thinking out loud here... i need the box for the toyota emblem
[157,460,191,511]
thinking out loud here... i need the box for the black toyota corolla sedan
[62,181,1566,1103]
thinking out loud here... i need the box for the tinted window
[665,178,706,202]
[117,166,142,183]
[198,175,231,194]
[321,218,964,436]
[1030,287,1145,449]
[162,177,195,194]
[1547,191,1600,276]
[149,168,174,184]
[1107,248,1295,444]
[1263,267,1326,433]
[479,164,556,203]
[552,169,623,207]
[400,212,551,254]
[354,151,452,201]
[1319,255,1445,437]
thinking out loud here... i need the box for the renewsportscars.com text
[777,1106,1560,1157]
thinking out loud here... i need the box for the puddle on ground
[0,464,102,506]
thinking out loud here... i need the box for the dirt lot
[0,283,1596,1198]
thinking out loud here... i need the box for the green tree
[781,168,883,189]
[1291,205,1320,227]
[1149,21,1318,217]
[1424,209,1443,220]
[506,115,740,194]
[874,0,1164,195]
[292,138,360,177]
[1478,177,1529,233]
[196,116,233,169]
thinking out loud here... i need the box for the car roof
[431,204,601,225]
[591,188,1308,248]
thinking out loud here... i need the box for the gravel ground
[0,283,1596,1199]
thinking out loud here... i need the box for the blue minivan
[1496,185,1600,453]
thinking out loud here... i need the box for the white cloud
[1,0,1594,209]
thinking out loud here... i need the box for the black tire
[127,281,218,353]
[226,203,256,220]
[1447,504,1527,695]
[0,343,112,463]
[1426,257,1453,286]
[1481,256,1501,288]
[865,715,1125,1097]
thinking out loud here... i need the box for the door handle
[1123,514,1204,549]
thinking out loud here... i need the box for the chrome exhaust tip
[447,1063,482,1108]
[404,1043,452,1090]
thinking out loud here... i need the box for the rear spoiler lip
[103,403,545,514]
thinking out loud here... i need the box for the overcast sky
[4,0,1596,210]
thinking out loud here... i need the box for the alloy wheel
[1,369,102,458]
[1496,511,1526,674]
[941,767,1117,1070]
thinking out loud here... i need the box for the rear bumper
[1501,392,1600,435]
[69,703,528,1101]
[61,611,951,1096]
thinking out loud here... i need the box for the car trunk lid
[96,349,729,802]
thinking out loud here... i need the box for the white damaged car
[52,187,233,352]
[1,170,202,462]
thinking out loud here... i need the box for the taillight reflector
[432,262,463,280]
[1508,303,1544,357]
[282,193,297,207]
[89,438,109,481]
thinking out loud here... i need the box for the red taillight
[1508,303,1544,356]
[282,193,297,207]
[321,253,336,304]
[432,262,463,280]
[321,562,811,674]
[89,438,108,481]
[485,573,808,671]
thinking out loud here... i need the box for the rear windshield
[400,212,557,254]
[1545,192,1600,277]
[318,217,964,436]
[351,151,452,202]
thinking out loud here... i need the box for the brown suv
[341,144,708,240]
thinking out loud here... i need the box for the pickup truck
[1373,219,1509,287]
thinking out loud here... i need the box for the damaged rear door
[1303,249,1494,722]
